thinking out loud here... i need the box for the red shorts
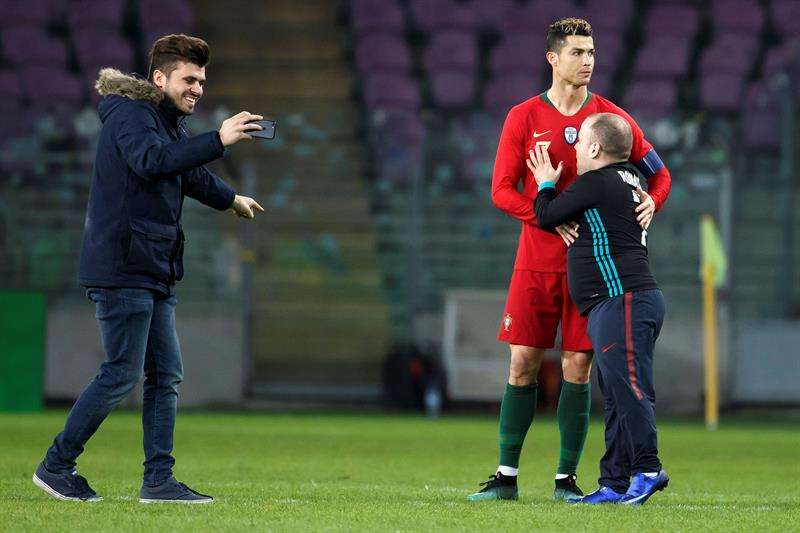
[497,270,593,352]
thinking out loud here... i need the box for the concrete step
[260,217,379,233]
[192,0,390,374]
[266,240,383,265]
[255,297,388,316]
[192,0,339,26]
[258,268,383,287]
[207,31,345,64]
[212,68,352,99]
[258,281,386,304]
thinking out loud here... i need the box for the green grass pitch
[1,411,797,531]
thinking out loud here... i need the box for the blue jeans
[44,287,184,486]
[588,289,665,493]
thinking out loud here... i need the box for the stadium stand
[348,0,800,335]
[2,0,800,383]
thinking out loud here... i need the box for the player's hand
[526,144,563,186]
[556,221,580,246]
[634,186,655,230]
[229,194,265,219]
[218,111,263,147]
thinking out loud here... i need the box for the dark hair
[546,17,593,53]
[147,34,210,81]
[588,113,632,160]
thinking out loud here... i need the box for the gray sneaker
[32,462,102,502]
[139,477,213,504]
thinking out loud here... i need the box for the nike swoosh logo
[533,130,551,138]
[601,343,617,353]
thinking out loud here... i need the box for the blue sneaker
[620,470,669,506]
[32,462,102,502]
[139,477,213,504]
[576,486,625,504]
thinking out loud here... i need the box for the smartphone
[248,119,277,140]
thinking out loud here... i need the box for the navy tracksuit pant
[587,289,665,493]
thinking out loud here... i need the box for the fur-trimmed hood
[95,68,163,105]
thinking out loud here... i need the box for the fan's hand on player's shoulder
[635,186,654,230]
[556,221,580,246]
[527,144,563,186]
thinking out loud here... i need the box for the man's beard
[165,91,195,116]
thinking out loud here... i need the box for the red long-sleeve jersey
[491,91,671,272]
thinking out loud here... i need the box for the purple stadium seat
[86,77,104,105]
[588,72,612,98]
[634,37,692,78]
[0,70,22,103]
[355,33,411,73]
[499,0,581,34]
[74,30,135,76]
[763,46,789,78]
[351,0,405,36]
[645,4,700,38]
[0,0,54,28]
[699,73,745,113]
[582,0,634,32]
[593,32,624,73]
[1,28,68,68]
[140,0,195,33]
[741,81,781,150]
[711,0,764,32]
[489,32,542,76]
[409,0,479,32]
[429,71,476,109]
[423,31,478,72]
[699,33,759,76]
[0,107,27,145]
[473,0,517,32]
[364,73,421,110]
[623,79,678,118]
[484,74,542,117]
[763,40,800,78]
[67,0,126,29]
[0,69,24,142]
[0,107,33,149]
[489,22,622,77]
[771,0,800,39]
[20,67,84,109]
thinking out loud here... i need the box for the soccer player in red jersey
[468,18,671,502]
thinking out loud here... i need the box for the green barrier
[0,290,45,411]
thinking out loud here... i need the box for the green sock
[498,383,538,469]
[556,380,591,476]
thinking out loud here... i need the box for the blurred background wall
[1,0,799,413]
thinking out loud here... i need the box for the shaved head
[585,113,632,161]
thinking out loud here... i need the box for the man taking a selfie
[33,34,263,504]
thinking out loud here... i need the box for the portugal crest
[564,126,578,145]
